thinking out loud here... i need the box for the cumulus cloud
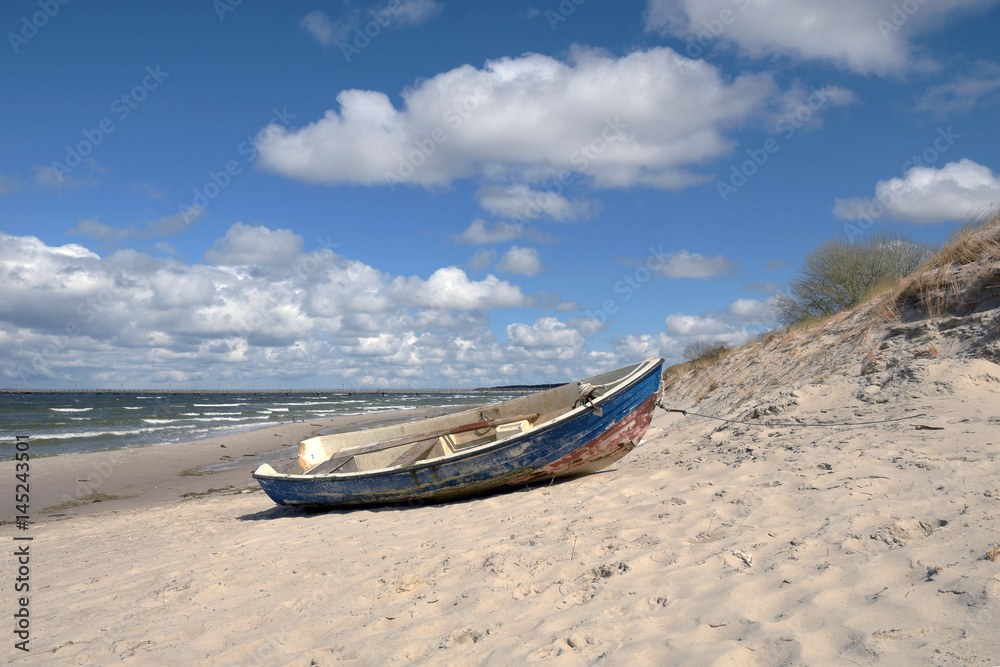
[255,46,776,191]
[645,0,999,75]
[496,246,545,277]
[662,313,752,350]
[476,184,595,222]
[1,226,600,387]
[389,266,528,309]
[833,158,1000,224]
[653,250,739,279]
[204,223,304,266]
[506,317,586,360]
[724,297,776,325]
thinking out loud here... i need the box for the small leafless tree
[774,230,931,326]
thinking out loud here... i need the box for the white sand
[5,350,1000,664]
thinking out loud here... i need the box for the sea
[0,390,530,458]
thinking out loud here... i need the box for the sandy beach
[5,349,1000,664]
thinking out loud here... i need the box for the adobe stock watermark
[546,0,587,31]
[841,126,960,240]
[7,0,72,54]
[237,235,341,335]
[503,116,631,225]
[49,65,170,184]
[383,70,503,190]
[716,87,835,202]
[683,0,752,59]
[877,0,928,41]
[587,246,670,325]
[177,106,296,223]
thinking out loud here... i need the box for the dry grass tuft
[987,544,1000,563]
[893,209,1000,317]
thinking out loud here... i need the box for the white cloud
[299,1,442,48]
[724,297,776,325]
[299,10,337,46]
[506,317,585,351]
[767,83,858,133]
[69,208,205,243]
[453,219,554,246]
[476,184,595,221]
[468,248,496,270]
[0,226,595,387]
[255,46,776,191]
[496,246,544,277]
[833,159,1000,224]
[389,267,528,309]
[393,0,443,25]
[915,60,1000,117]
[645,0,999,75]
[34,166,97,190]
[662,313,752,352]
[204,223,304,266]
[653,250,739,279]
[612,332,682,363]
[454,219,527,245]
[69,217,134,242]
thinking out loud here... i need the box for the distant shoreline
[0,386,558,395]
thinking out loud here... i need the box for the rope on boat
[574,382,608,411]
[655,400,931,428]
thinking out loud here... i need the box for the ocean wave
[50,407,93,412]
[31,424,190,441]
[273,401,336,406]
[193,403,245,407]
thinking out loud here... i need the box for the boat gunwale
[252,358,662,483]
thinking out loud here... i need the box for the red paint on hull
[508,393,658,485]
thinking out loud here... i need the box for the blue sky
[2,0,999,388]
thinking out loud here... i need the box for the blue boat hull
[253,359,663,508]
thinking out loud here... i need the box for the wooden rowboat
[252,358,664,508]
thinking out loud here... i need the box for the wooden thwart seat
[304,413,539,475]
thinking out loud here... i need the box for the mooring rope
[655,400,932,428]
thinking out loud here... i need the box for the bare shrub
[775,231,932,326]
